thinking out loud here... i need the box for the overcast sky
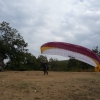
[0,0,100,60]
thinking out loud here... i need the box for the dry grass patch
[0,71,100,100]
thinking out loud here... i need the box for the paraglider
[40,42,100,72]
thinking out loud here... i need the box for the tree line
[0,21,100,72]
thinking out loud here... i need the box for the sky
[0,0,100,60]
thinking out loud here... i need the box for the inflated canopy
[41,42,100,69]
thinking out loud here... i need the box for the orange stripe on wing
[41,46,56,53]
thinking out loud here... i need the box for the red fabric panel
[41,42,100,63]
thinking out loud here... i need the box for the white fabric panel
[42,48,96,67]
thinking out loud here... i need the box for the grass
[0,71,100,100]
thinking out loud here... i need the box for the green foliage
[67,59,77,71]
[48,59,68,71]
[0,21,39,71]
[67,59,94,72]
[92,46,100,57]
[37,55,48,61]
[6,52,39,71]
[0,21,28,58]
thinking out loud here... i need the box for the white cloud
[0,0,100,60]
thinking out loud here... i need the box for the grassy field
[0,71,100,100]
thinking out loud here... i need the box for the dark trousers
[43,67,48,75]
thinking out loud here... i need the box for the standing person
[41,59,48,75]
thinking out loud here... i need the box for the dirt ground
[0,71,100,100]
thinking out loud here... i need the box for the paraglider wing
[41,42,100,68]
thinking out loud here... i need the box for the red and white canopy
[41,42,100,67]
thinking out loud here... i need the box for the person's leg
[46,69,48,75]
[43,70,45,75]
[46,67,48,75]
[47,71,48,75]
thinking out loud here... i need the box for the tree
[23,53,39,70]
[67,58,93,72]
[92,46,100,57]
[0,53,4,71]
[67,59,77,71]
[0,21,28,70]
[37,55,48,70]
[37,55,48,63]
[6,52,39,71]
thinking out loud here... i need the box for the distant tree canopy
[92,46,100,57]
